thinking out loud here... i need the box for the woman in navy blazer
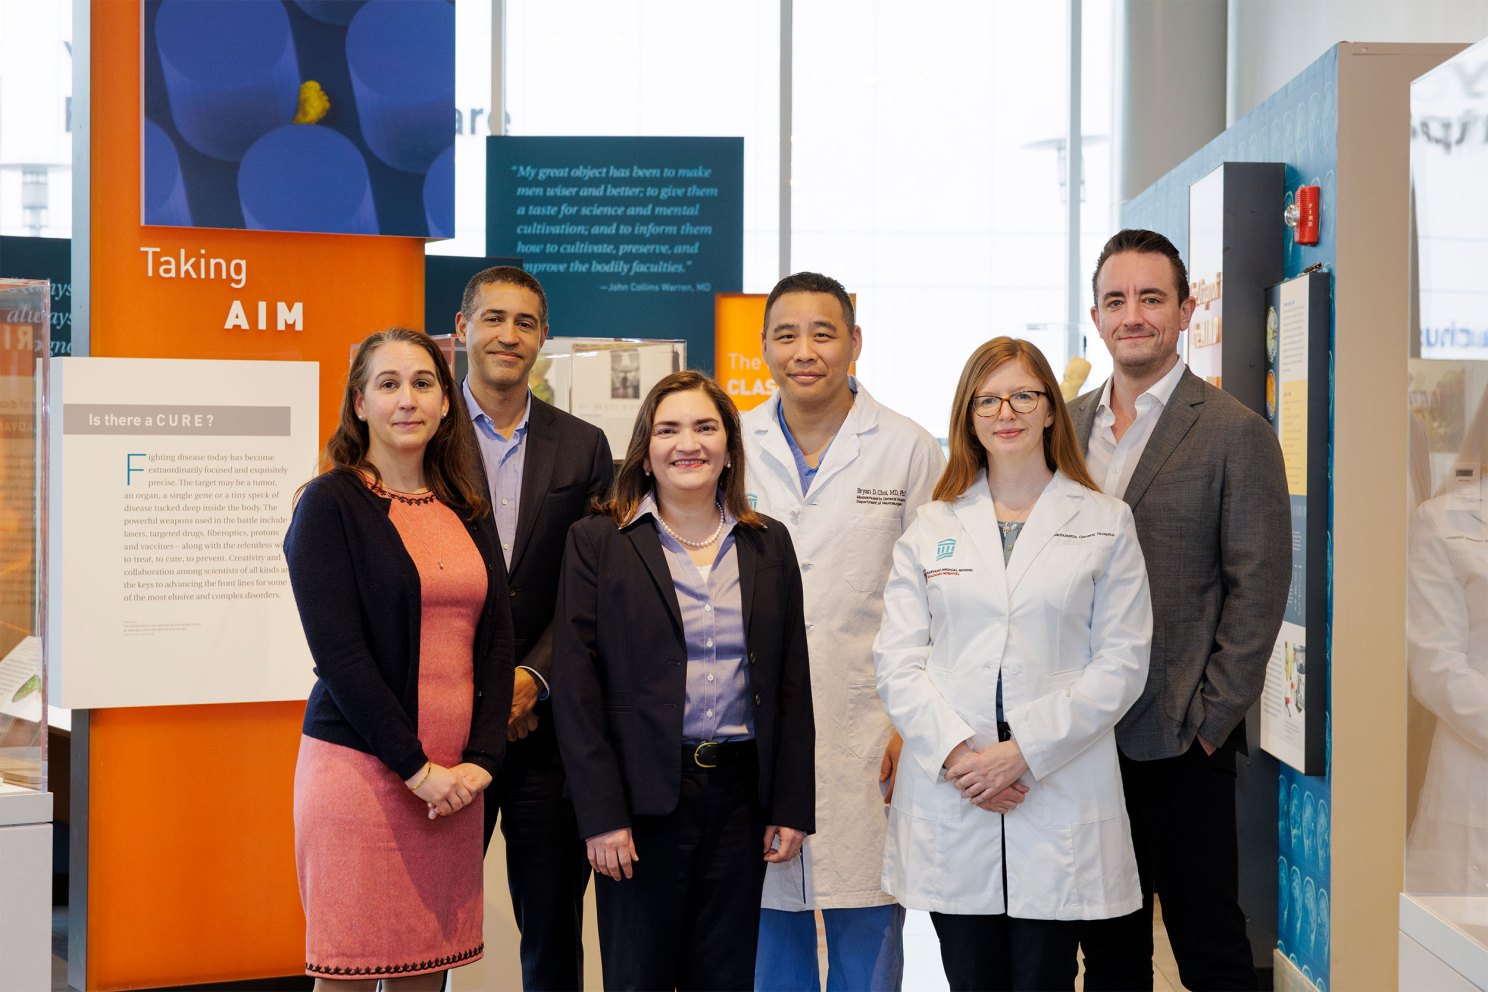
[553,370,814,991]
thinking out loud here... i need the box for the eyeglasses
[971,390,1048,417]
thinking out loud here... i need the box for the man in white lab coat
[744,272,944,992]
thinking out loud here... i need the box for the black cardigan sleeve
[284,477,429,781]
[461,516,516,775]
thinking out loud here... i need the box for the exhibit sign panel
[47,357,318,709]
[486,135,744,373]
[1185,162,1285,417]
[1259,271,1330,775]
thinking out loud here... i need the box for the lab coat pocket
[1021,739,1121,826]
[845,677,893,759]
[844,516,903,594]
[890,757,964,823]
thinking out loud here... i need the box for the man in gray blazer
[1071,229,1290,991]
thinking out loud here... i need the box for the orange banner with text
[715,293,773,410]
[80,1,426,987]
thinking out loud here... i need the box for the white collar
[1096,357,1186,416]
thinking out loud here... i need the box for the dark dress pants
[929,911,1080,991]
[483,704,591,991]
[1080,740,1257,991]
[593,747,767,991]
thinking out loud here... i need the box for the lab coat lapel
[625,522,684,635]
[1004,473,1081,596]
[1122,370,1203,509]
[950,474,1009,608]
[750,393,800,493]
[807,386,875,498]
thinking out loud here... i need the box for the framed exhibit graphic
[1259,269,1330,775]
[1186,162,1285,414]
[142,0,454,236]
[47,357,319,709]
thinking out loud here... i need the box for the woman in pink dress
[285,327,515,989]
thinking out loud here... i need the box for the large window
[0,0,73,238]
[503,0,781,293]
[447,0,1112,436]
[792,0,1110,434]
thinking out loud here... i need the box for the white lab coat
[743,382,944,910]
[1405,474,1488,895]
[874,470,1151,919]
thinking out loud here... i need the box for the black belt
[683,739,756,769]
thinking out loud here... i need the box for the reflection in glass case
[0,279,48,795]
[347,333,686,460]
[535,338,685,456]
[1405,361,1488,900]
[1403,37,1488,985]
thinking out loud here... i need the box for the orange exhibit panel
[715,293,773,411]
[77,1,427,986]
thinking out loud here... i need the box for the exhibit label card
[48,358,318,709]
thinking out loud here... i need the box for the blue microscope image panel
[142,0,454,238]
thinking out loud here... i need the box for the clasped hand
[944,740,1031,815]
[405,762,493,820]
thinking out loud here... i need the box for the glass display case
[1402,36,1488,991]
[0,278,47,797]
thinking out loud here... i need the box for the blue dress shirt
[635,493,753,741]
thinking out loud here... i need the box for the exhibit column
[64,1,428,987]
[1118,0,1226,205]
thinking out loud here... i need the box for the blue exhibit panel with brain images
[1123,46,1337,989]
[142,0,454,238]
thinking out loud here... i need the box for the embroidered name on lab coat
[857,487,907,507]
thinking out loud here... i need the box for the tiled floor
[892,901,1189,992]
[49,903,1190,991]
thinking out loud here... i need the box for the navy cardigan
[284,470,515,781]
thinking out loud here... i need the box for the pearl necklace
[658,501,725,549]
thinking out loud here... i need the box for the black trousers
[482,706,591,992]
[593,747,767,991]
[1080,740,1256,991]
[929,911,1081,991]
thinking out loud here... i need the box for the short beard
[1116,349,1177,382]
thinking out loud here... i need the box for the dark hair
[1090,229,1190,306]
[606,370,764,530]
[461,265,549,327]
[763,271,855,331]
[934,336,1099,501]
[319,327,489,519]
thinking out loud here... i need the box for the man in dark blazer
[1071,230,1291,991]
[455,266,613,991]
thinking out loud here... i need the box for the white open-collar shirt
[1085,357,1186,499]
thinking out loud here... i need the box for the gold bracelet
[406,761,433,792]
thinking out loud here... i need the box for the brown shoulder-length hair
[605,370,765,530]
[317,326,489,519]
[933,337,1099,502]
